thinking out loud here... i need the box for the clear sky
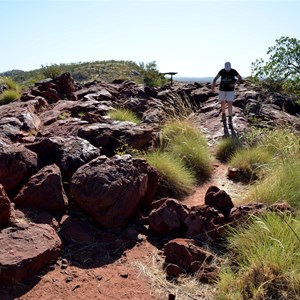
[1,0,300,77]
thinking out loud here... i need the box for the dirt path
[182,161,249,208]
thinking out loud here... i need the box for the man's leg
[221,100,226,114]
[227,101,233,125]
[227,101,233,116]
[220,100,226,122]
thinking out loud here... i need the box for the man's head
[225,62,231,71]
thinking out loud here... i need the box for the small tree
[138,61,168,87]
[251,36,300,97]
[41,64,63,79]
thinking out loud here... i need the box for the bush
[215,137,242,163]
[258,128,300,161]
[160,120,212,178]
[229,147,272,182]
[138,61,168,87]
[0,76,20,91]
[216,213,300,300]
[248,159,300,209]
[142,151,196,197]
[107,108,142,124]
[0,89,21,105]
[41,64,63,79]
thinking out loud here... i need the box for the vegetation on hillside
[0,60,169,87]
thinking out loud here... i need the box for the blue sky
[1,0,299,77]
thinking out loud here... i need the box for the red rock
[0,223,62,284]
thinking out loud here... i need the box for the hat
[225,62,231,71]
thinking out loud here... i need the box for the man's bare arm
[211,74,220,91]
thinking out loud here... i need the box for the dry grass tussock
[133,251,217,300]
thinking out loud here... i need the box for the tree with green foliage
[251,36,300,97]
[138,61,168,87]
[41,64,64,79]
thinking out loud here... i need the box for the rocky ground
[0,121,256,300]
[1,162,244,300]
[0,74,299,300]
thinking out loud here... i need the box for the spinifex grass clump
[228,147,272,182]
[160,120,212,179]
[0,76,20,91]
[142,151,196,197]
[258,128,300,161]
[215,137,242,163]
[248,159,300,209]
[216,213,300,300]
[107,107,142,124]
[243,127,300,161]
[0,89,21,105]
[0,76,22,105]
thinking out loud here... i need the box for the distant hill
[0,61,215,88]
[0,60,164,86]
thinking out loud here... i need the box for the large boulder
[0,223,62,284]
[0,140,38,192]
[77,121,154,157]
[13,164,68,212]
[70,154,159,228]
[26,136,101,180]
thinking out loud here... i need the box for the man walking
[211,62,242,126]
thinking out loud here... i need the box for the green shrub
[248,159,300,209]
[215,137,242,163]
[229,147,272,182]
[258,128,300,161]
[0,76,20,91]
[216,213,300,300]
[160,120,207,148]
[138,61,168,87]
[107,108,142,124]
[160,120,212,178]
[242,127,300,161]
[0,89,21,105]
[41,64,63,79]
[142,151,196,197]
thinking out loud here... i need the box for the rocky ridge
[0,73,299,297]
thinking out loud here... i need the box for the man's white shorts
[218,91,235,102]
